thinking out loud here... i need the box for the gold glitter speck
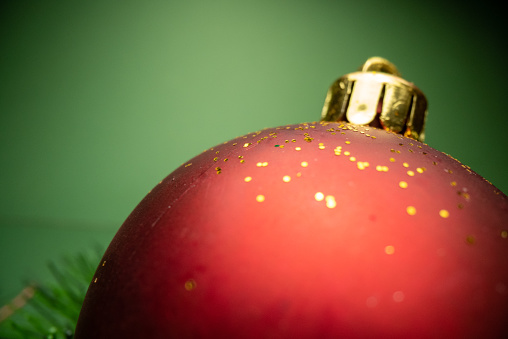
[389,157,396,162]
[385,246,395,255]
[501,230,508,239]
[301,161,309,167]
[345,141,351,144]
[466,235,476,245]
[185,279,196,291]
[295,147,302,151]
[243,143,252,148]
[325,195,337,208]
[213,157,218,162]
[349,157,356,162]
[283,175,291,182]
[407,170,415,176]
[185,163,192,167]
[416,167,425,173]
[407,206,416,215]
[399,181,408,188]
[439,209,450,218]
[402,162,409,168]
[458,191,470,200]
[256,195,265,202]
[451,181,457,186]
[357,162,369,170]
[244,176,252,182]
[315,192,324,201]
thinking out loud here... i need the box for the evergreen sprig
[0,248,103,339]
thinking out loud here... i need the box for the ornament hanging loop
[360,57,401,77]
[321,57,428,141]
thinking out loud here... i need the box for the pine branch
[0,248,103,338]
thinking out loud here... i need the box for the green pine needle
[0,248,103,339]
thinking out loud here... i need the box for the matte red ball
[75,122,508,338]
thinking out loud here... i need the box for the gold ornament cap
[321,57,428,141]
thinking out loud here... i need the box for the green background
[1,1,506,306]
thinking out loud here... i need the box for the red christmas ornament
[75,58,508,338]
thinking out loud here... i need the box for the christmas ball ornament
[75,58,508,338]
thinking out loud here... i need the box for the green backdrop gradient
[1,1,507,306]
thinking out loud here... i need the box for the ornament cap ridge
[321,57,428,141]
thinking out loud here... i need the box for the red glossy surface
[76,122,508,338]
